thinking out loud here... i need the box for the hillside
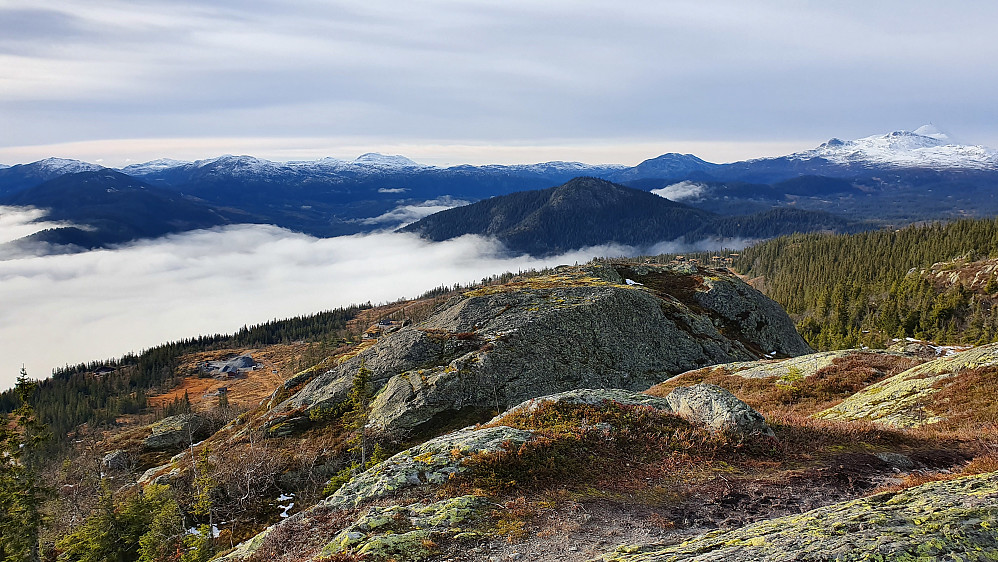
[4,258,996,561]
[0,170,247,249]
[732,218,998,349]
[401,177,856,255]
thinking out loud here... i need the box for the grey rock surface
[142,413,206,450]
[266,264,809,437]
[665,383,774,437]
[490,388,674,424]
[101,449,130,471]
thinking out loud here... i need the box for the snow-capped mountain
[350,152,430,170]
[120,158,192,175]
[30,157,105,175]
[792,126,998,170]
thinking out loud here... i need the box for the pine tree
[0,368,50,562]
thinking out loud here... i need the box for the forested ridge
[0,306,369,448]
[733,218,998,349]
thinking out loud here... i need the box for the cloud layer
[0,221,650,390]
[0,212,753,390]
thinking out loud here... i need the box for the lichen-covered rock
[816,342,998,427]
[671,349,913,381]
[136,462,179,487]
[266,263,809,436]
[596,471,998,561]
[142,413,207,450]
[664,384,774,437]
[320,495,484,560]
[323,425,534,510]
[490,388,674,424]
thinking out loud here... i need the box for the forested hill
[402,177,857,255]
[733,218,998,350]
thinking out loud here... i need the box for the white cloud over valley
[0,222,653,390]
[651,181,708,202]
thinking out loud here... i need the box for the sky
[3,1,998,167]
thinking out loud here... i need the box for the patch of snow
[624,278,643,286]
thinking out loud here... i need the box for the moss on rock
[596,471,998,561]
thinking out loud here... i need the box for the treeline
[0,305,369,447]
[732,218,998,349]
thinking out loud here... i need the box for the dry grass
[148,343,316,410]
[928,365,998,433]
[243,505,360,562]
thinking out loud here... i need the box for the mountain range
[2,126,997,254]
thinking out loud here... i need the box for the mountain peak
[798,127,996,170]
[352,153,427,168]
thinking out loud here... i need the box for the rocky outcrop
[142,413,207,450]
[319,495,484,561]
[668,348,914,381]
[323,425,533,510]
[664,384,774,437]
[265,263,809,437]
[224,386,773,561]
[597,471,998,561]
[816,342,998,427]
[490,388,674,423]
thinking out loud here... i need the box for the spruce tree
[0,369,50,562]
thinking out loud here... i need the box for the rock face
[817,342,998,427]
[142,413,207,450]
[598,471,998,561]
[664,384,774,437]
[265,263,809,436]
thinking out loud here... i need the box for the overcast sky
[2,0,997,167]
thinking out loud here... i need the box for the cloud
[3,1,998,157]
[0,220,642,390]
[360,197,470,228]
[0,205,80,244]
[651,181,708,202]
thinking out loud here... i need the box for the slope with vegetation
[3,257,998,561]
[401,177,857,255]
[733,217,998,350]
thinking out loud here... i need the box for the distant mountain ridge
[2,127,997,252]
[401,177,856,255]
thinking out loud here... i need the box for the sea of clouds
[0,205,743,390]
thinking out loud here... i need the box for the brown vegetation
[646,353,924,416]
